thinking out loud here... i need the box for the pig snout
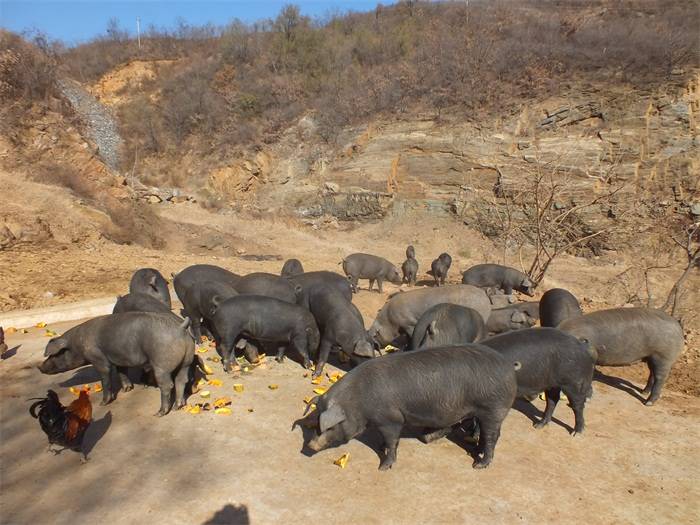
[307,431,333,452]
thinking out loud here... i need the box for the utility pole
[136,17,141,49]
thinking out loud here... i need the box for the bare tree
[662,223,700,317]
[464,152,625,288]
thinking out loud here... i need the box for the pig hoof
[155,409,169,417]
[644,399,655,406]
[571,430,584,437]
[378,461,394,471]
[533,420,548,429]
[122,384,134,393]
[472,459,490,469]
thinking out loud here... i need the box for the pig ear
[293,284,302,295]
[427,320,438,335]
[319,403,346,433]
[45,337,67,357]
[353,340,374,358]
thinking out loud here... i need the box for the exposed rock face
[207,151,272,203]
[199,73,699,225]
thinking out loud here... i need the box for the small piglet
[430,253,452,286]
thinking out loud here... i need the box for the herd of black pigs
[32,247,684,469]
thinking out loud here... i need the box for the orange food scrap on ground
[213,397,232,408]
[207,379,223,387]
[313,387,327,395]
[327,371,343,383]
[311,377,323,385]
[199,390,211,398]
[215,407,232,415]
[35,322,47,328]
[268,384,279,390]
[233,384,244,393]
[333,453,350,468]
[5,327,17,334]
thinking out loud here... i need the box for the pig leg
[291,333,312,369]
[312,339,333,379]
[242,341,260,364]
[534,388,560,429]
[152,366,174,416]
[219,334,238,373]
[91,358,116,405]
[473,409,506,469]
[565,389,586,436]
[117,367,133,392]
[377,279,384,293]
[641,361,655,395]
[173,364,190,410]
[377,424,402,471]
[645,357,671,406]
[368,278,374,292]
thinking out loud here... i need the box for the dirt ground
[1,313,699,525]
[1,197,699,524]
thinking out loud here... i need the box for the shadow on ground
[202,503,250,524]
[594,370,646,404]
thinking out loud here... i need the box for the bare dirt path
[1,304,698,525]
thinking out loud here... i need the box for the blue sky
[0,1,381,45]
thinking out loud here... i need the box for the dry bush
[0,30,65,137]
[0,30,59,103]
[29,161,95,200]
[56,1,700,170]
[102,199,166,249]
[29,160,165,248]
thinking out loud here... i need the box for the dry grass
[53,0,700,177]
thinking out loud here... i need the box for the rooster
[29,389,92,460]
